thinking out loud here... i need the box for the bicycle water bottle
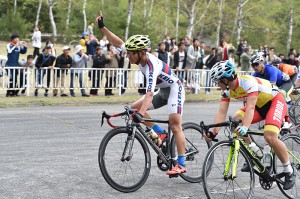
[262,145,272,168]
[249,142,263,159]
[149,129,162,147]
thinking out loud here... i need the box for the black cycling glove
[132,112,144,123]
[97,16,105,29]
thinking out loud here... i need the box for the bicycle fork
[224,140,240,180]
[121,126,137,162]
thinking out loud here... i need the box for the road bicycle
[201,117,300,198]
[98,106,210,193]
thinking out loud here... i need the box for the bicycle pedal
[169,174,179,178]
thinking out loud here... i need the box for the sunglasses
[251,63,259,67]
[127,51,138,56]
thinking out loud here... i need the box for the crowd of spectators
[2,25,300,97]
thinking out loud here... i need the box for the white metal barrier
[0,67,254,96]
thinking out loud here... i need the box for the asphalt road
[0,103,292,199]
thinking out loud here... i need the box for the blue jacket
[253,64,285,86]
[6,43,27,67]
[85,40,98,56]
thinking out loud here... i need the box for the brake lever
[101,111,110,127]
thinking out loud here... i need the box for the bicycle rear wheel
[273,134,300,199]
[171,122,212,183]
[202,140,255,199]
[98,127,151,193]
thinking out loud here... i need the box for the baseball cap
[45,44,52,49]
[75,45,84,53]
[62,46,71,51]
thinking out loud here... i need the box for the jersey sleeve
[145,60,159,93]
[220,90,230,102]
[244,78,259,97]
[266,66,278,83]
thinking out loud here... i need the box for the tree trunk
[146,0,155,28]
[66,0,72,30]
[164,0,168,36]
[234,0,249,44]
[216,0,225,48]
[83,0,87,32]
[48,0,57,37]
[14,0,17,15]
[186,0,196,39]
[125,0,133,41]
[144,0,147,18]
[35,0,43,26]
[175,0,180,41]
[287,0,294,53]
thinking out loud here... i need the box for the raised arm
[96,12,124,48]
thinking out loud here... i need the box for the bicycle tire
[170,122,212,183]
[273,133,300,199]
[202,140,255,199]
[98,127,151,193]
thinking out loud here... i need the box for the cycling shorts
[236,93,287,134]
[148,81,185,115]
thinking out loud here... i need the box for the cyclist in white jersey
[96,12,187,175]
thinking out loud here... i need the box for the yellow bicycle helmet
[125,35,151,51]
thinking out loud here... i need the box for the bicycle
[201,117,300,198]
[98,106,210,193]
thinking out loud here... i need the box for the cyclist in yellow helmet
[96,12,187,175]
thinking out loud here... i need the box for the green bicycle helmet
[125,35,151,51]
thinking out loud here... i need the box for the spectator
[169,46,175,68]
[157,42,169,65]
[99,35,109,54]
[105,43,120,96]
[240,47,251,71]
[164,35,171,52]
[35,44,56,97]
[279,53,285,60]
[264,45,269,57]
[70,45,91,97]
[205,48,218,94]
[85,34,100,68]
[18,55,34,96]
[283,53,299,66]
[32,25,42,59]
[87,21,94,35]
[170,38,178,51]
[54,46,72,97]
[184,36,191,53]
[217,39,229,61]
[44,40,56,56]
[119,51,131,95]
[173,42,187,82]
[196,41,206,69]
[90,46,110,96]
[186,38,200,69]
[266,47,276,64]
[236,39,244,67]
[79,32,88,53]
[6,34,27,97]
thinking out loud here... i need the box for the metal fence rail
[0,67,253,96]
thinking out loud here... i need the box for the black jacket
[173,50,187,69]
[205,53,217,69]
[55,54,73,69]
[92,54,109,68]
[157,49,168,64]
[35,53,56,69]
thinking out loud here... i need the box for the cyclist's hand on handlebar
[204,131,217,142]
[132,112,144,123]
[236,125,248,136]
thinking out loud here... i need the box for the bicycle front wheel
[98,127,151,193]
[273,134,300,199]
[171,122,212,183]
[202,140,255,199]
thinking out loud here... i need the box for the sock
[283,161,293,174]
[177,155,186,167]
[152,124,165,134]
[285,116,291,123]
